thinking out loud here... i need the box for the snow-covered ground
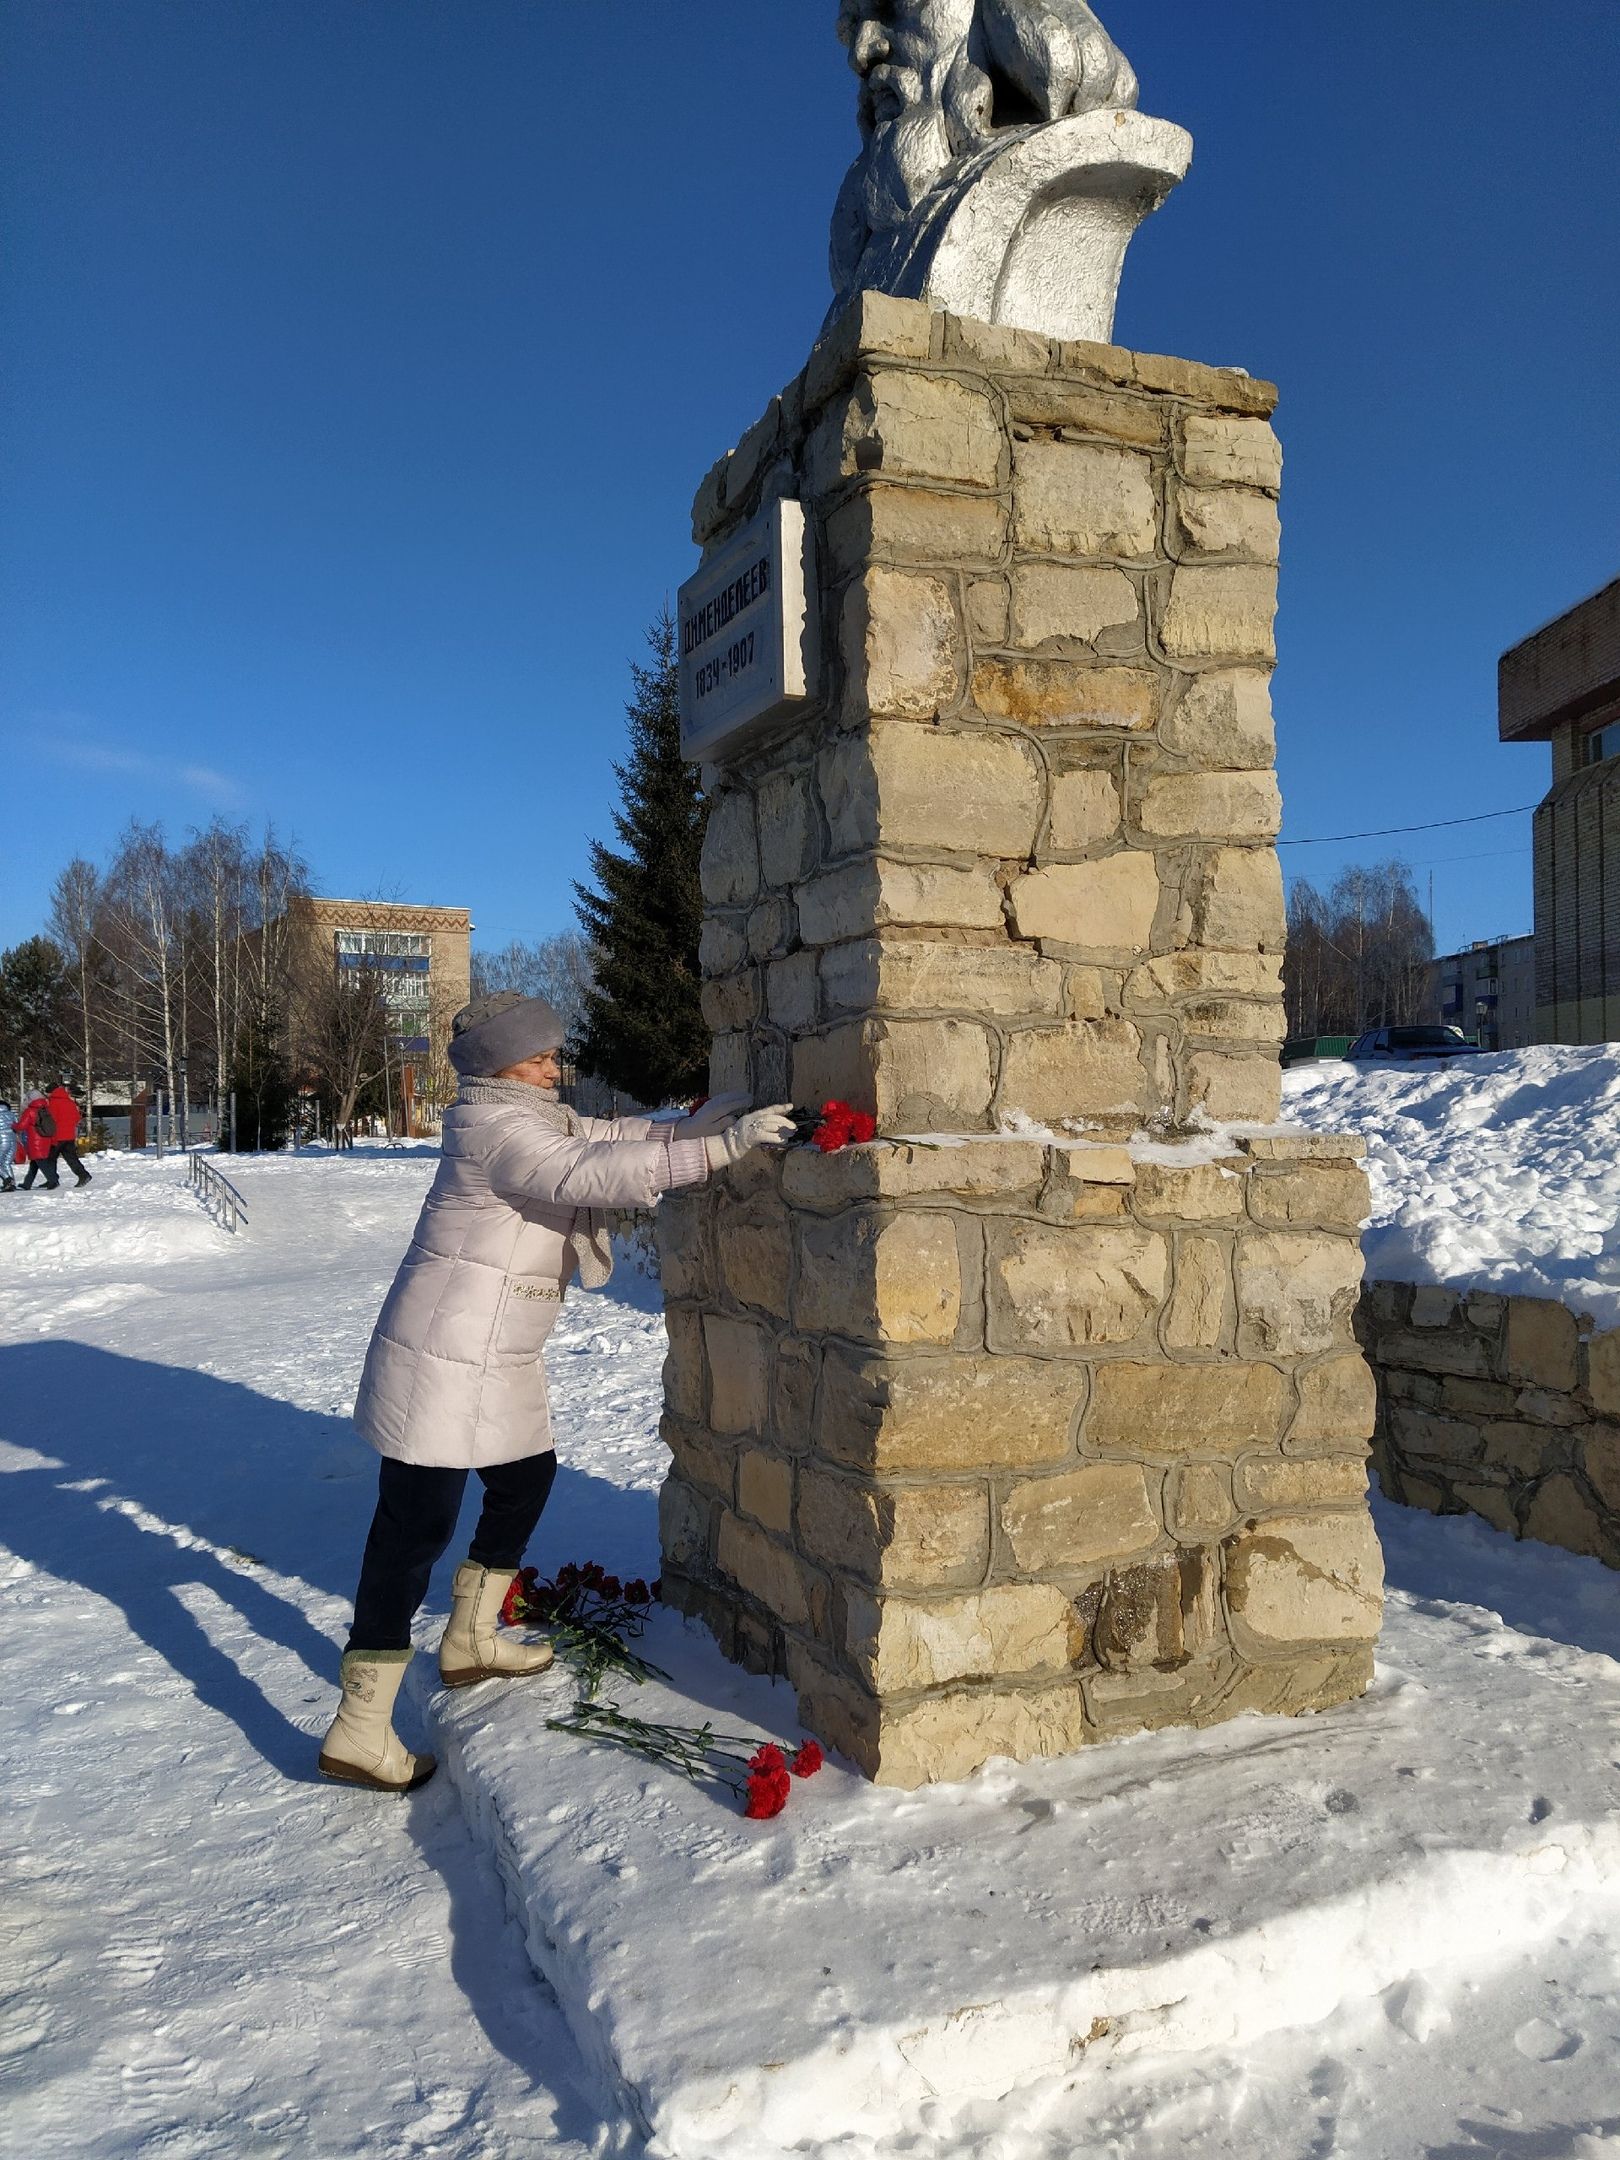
[1287,1043,1620,1326]
[5,1145,1620,2158]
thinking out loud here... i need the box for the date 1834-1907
[693,630,756,702]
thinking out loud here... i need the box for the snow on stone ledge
[423,1592,1620,2160]
[1285,1045,1620,1327]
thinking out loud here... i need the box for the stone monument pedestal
[658,294,1382,1786]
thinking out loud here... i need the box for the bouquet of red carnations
[546,1699,823,1818]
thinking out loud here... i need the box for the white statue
[828,0,1191,344]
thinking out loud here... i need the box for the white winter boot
[318,1651,436,1793]
[438,1560,555,1689]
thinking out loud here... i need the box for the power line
[1277,805,1539,847]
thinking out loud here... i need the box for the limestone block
[1237,1456,1369,1510]
[1047,767,1123,852]
[971,659,1159,732]
[1289,1354,1378,1449]
[698,1056,762,1144]
[1161,670,1276,769]
[1449,1480,1520,1536]
[796,1466,989,1588]
[1523,1475,1611,1561]
[1136,771,1282,842]
[812,369,1005,492]
[1012,440,1157,558]
[1388,1401,1482,1466]
[703,1314,770,1436]
[1192,847,1286,951]
[1133,354,1278,415]
[788,1024,868,1114]
[941,314,1052,373]
[1086,1361,1289,1453]
[1012,564,1141,649]
[1372,1326,1492,1379]
[699,916,747,978]
[1582,1426,1620,1512]
[1004,378,1164,446]
[999,1020,1149,1123]
[1125,949,1282,1003]
[737,1448,795,1535]
[815,1347,1085,1472]
[843,1583,1077,1692]
[1132,1160,1244,1220]
[662,1305,706,1424]
[700,972,759,1034]
[717,1510,811,1629]
[1237,1131,1366,1163]
[966,578,1009,643]
[665,1417,742,1505]
[1179,414,1283,491]
[1185,1052,1283,1125]
[871,1016,997,1129]
[1009,851,1159,948]
[1000,1461,1162,1572]
[718,1211,793,1323]
[655,1194,710,1301]
[766,951,819,1032]
[1439,1375,1521,1420]
[862,1679,1092,1789]
[795,1209,962,1346]
[1224,1510,1384,1649]
[1173,484,1281,562]
[874,722,1044,857]
[1180,997,1287,1047]
[1589,1330,1620,1418]
[842,567,964,722]
[1091,1550,1217,1673]
[658,1475,713,1575]
[1163,1235,1234,1352]
[803,290,933,411]
[755,767,816,888]
[1238,1231,1363,1356]
[1159,567,1278,665]
[796,858,1005,945]
[1503,1297,1579,1391]
[782,1135,1041,1209]
[700,791,760,908]
[1249,1162,1371,1230]
[770,1338,819,1457]
[1409,1285,1459,1328]
[826,486,1008,572]
[989,1221,1168,1351]
[820,938,1064,1020]
[1480,1421,1560,1476]
[746,896,794,960]
[1170,1462,1237,1541]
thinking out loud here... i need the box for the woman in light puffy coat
[320,991,793,1792]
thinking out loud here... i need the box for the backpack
[35,1102,56,1139]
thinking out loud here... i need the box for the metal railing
[188,1151,250,1235]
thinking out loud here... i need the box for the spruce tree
[225,999,295,1151]
[574,611,708,1105]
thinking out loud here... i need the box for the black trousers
[347,1451,558,1654]
[53,1142,90,1183]
[21,1157,55,1189]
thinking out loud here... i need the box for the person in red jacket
[16,1095,57,1189]
[44,1081,91,1187]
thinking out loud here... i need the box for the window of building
[1583,719,1620,766]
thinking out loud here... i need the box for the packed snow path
[4,1149,1620,2157]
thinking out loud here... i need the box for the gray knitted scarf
[455,1077,614,1289]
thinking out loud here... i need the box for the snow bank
[1285,1044,1620,1326]
[429,1583,1620,2160]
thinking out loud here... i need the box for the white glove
[675,1090,753,1140]
[703,1104,798,1169]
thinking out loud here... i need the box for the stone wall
[1359,1281,1620,1566]
[660,293,1384,1786]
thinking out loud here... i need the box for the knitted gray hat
[448,992,566,1077]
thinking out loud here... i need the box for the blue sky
[2,2,1616,958]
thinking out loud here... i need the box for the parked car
[1344,1025,1483,1063]
[1281,1035,1352,1068]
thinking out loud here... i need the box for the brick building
[1500,577,1620,1043]
[1430,935,1536,1051]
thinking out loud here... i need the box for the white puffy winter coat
[354,1092,707,1469]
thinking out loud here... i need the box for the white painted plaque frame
[677,498,818,764]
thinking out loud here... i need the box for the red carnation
[601,1574,622,1599]
[744,1767,791,1819]
[848,1112,876,1144]
[792,1741,824,1778]
[499,1576,527,1627]
[748,1743,787,1774]
[625,1579,651,1605]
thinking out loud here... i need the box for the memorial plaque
[677,498,818,764]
